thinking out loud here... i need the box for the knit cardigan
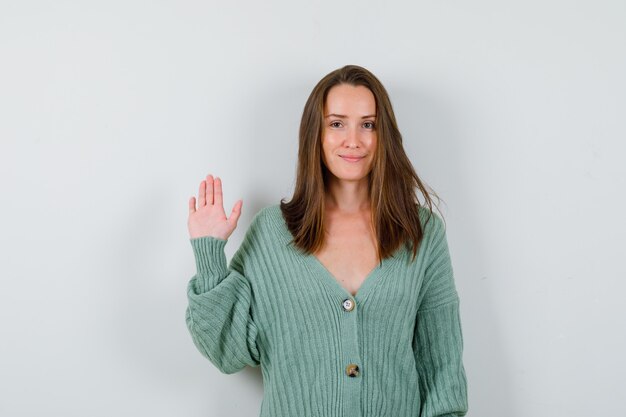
[186,203,468,417]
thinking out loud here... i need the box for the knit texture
[186,203,468,417]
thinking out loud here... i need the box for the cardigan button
[342,298,355,312]
[345,363,360,377]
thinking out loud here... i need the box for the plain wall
[1,1,625,416]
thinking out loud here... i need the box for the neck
[324,175,370,214]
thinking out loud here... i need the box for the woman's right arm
[186,235,261,374]
[185,174,260,374]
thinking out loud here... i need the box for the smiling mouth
[339,155,365,162]
[341,156,364,162]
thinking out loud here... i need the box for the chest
[312,216,380,297]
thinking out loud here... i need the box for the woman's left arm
[413,214,468,417]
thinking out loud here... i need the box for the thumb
[228,199,243,225]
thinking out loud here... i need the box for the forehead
[324,84,376,114]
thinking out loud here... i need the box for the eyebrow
[324,113,376,119]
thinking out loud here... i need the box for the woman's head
[298,65,401,191]
[281,64,441,262]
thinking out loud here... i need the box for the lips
[339,155,365,162]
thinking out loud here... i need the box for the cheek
[367,134,377,151]
[321,134,337,153]
[320,139,331,164]
[322,130,337,143]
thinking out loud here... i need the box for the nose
[345,126,361,148]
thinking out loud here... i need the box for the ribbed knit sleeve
[413,214,468,417]
[185,220,261,375]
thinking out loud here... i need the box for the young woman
[186,65,468,417]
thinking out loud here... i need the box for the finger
[206,174,214,205]
[214,177,223,208]
[229,199,243,225]
[198,179,206,207]
[188,196,196,214]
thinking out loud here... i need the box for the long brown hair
[280,64,443,263]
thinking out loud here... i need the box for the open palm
[188,174,243,240]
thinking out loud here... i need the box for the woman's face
[321,83,377,184]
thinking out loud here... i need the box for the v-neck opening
[305,252,388,301]
[263,203,406,301]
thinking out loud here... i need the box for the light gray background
[1,1,624,416]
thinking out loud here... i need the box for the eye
[330,121,342,128]
[363,121,375,129]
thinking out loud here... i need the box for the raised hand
[188,174,243,240]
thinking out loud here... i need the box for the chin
[332,172,369,182]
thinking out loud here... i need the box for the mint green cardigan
[186,203,468,417]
